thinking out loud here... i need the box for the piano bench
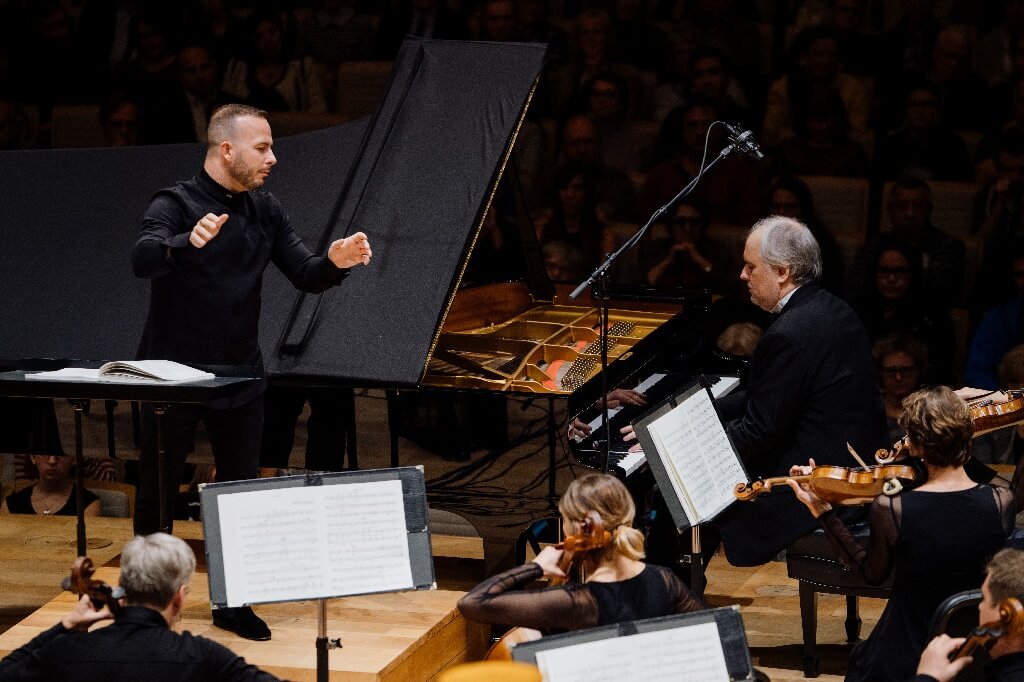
[785,522,892,678]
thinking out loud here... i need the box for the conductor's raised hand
[189,213,229,248]
[329,231,372,269]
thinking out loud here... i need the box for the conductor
[131,103,372,639]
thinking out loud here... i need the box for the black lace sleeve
[656,565,706,614]
[457,563,600,631]
[817,494,901,585]
[989,477,1018,536]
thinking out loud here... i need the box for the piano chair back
[786,520,894,678]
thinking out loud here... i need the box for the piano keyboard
[572,374,741,478]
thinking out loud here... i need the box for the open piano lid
[265,39,547,386]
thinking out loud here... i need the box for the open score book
[633,380,747,528]
[25,360,215,384]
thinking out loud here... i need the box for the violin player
[0,533,278,681]
[457,473,703,635]
[913,548,1024,682]
[787,386,1016,682]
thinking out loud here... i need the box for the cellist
[457,473,703,638]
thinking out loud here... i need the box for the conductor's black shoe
[212,606,271,641]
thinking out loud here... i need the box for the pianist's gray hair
[119,533,196,608]
[749,216,822,284]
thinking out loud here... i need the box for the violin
[486,511,613,661]
[733,463,918,506]
[61,556,124,615]
[951,597,1024,661]
[966,390,1024,437]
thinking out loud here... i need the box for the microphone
[721,122,764,161]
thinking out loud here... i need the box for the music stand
[0,369,256,553]
[200,466,435,682]
[511,606,756,681]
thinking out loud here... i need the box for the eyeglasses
[881,366,918,377]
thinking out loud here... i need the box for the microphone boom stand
[569,140,738,476]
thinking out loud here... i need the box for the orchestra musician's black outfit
[713,283,889,567]
[824,482,1015,682]
[457,562,704,630]
[0,606,279,681]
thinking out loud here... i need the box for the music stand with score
[0,367,256,554]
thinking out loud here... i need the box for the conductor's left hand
[329,231,372,268]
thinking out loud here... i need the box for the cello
[485,511,612,661]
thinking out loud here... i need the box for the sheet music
[535,621,729,682]
[646,388,745,524]
[217,479,414,606]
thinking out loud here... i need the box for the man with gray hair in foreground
[711,216,888,566]
[0,534,278,681]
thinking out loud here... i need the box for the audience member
[849,176,966,307]
[609,0,670,74]
[542,240,587,282]
[762,175,845,295]
[0,455,100,517]
[680,0,764,101]
[577,72,651,172]
[644,99,761,227]
[975,0,1024,86]
[476,0,518,42]
[851,235,956,383]
[875,80,973,181]
[716,321,763,357]
[651,24,698,122]
[828,0,879,77]
[774,86,870,177]
[872,333,929,445]
[558,114,639,222]
[973,131,1024,316]
[515,0,568,66]
[920,25,991,132]
[643,197,736,294]
[534,162,610,269]
[686,46,754,129]
[99,92,140,147]
[760,25,871,149]
[877,0,942,128]
[0,533,279,680]
[224,11,327,113]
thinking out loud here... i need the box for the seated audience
[973,344,1024,466]
[458,473,703,631]
[558,114,640,222]
[534,162,611,270]
[99,93,141,147]
[965,238,1024,389]
[0,533,278,680]
[788,386,1016,682]
[873,333,929,445]
[851,236,955,383]
[849,176,966,308]
[643,197,735,294]
[763,175,845,295]
[223,11,327,113]
[1,454,100,517]
[773,87,870,178]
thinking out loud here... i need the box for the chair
[785,519,894,678]
[926,589,986,682]
[798,175,871,240]
[336,61,394,121]
[85,479,134,518]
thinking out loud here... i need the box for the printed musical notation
[217,480,414,606]
[535,621,730,682]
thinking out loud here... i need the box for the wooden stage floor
[0,515,875,680]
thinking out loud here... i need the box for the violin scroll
[61,556,125,614]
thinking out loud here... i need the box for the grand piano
[0,38,740,571]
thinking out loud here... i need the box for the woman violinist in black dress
[458,473,703,633]
[787,386,1015,682]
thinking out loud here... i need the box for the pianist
[710,216,888,566]
[130,103,372,639]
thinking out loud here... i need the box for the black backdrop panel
[268,40,546,385]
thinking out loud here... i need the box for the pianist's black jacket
[714,283,888,566]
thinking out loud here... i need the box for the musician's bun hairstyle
[559,473,645,561]
[897,385,973,467]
